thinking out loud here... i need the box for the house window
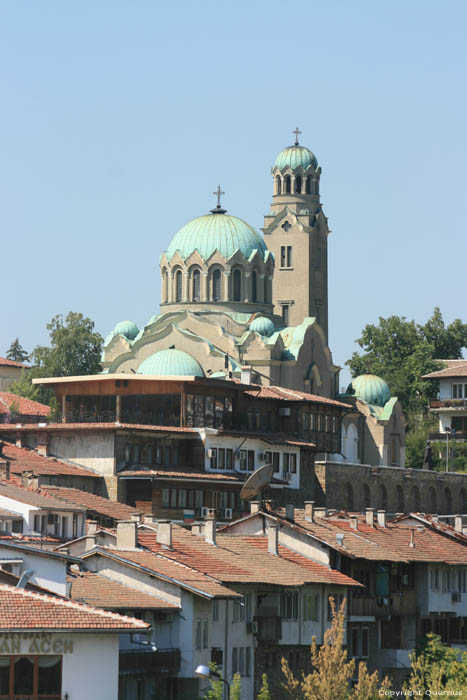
[289,453,297,473]
[303,593,320,621]
[282,304,289,326]
[327,594,345,621]
[212,599,219,622]
[351,627,369,659]
[233,599,245,622]
[283,453,290,473]
[280,591,298,620]
[452,384,463,399]
[195,619,208,649]
[0,655,62,698]
[72,513,78,539]
[210,448,217,469]
[280,246,292,268]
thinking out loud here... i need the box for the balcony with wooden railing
[119,648,181,674]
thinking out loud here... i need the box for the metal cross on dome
[213,185,225,208]
[293,127,302,145]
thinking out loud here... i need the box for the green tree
[10,312,103,407]
[257,674,271,700]
[282,598,390,700]
[346,308,467,414]
[6,337,29,363]
[405,633,467,696]
[230,673,241,700]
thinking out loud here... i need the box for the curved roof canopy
[274,145,318,171]
[347,374,391,407]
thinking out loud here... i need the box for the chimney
[409,529,415,548]
[205,509,216,545]
[21,471,39,490]
[314,507,327,519]
[336,533,344,547]
[454,515,463,533]
[250,501,260,514]
[15,433,23,448]
[87,520,98,534]
[349,516,358,530]
[304,501,314,522]
[131,512,142,523]
[0,460,10,481]
[116,520,138,549]
[285,504,294,521]
[240,366,252,385]
[268,524,279,556]
[157,521,173,550]
[377,510,387,527]
[36,437,49,457]
[85,533,97,550]
[365,508,375,527]
[191,521,203,536]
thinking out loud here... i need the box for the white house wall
[0,545,67,595]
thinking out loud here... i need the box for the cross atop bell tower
[293,127,302,145]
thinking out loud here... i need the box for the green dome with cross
[165,187,268,262]
[274,128,318,171]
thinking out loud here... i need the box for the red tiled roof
[0,584,149,631]
[0,357,27,368]
[85,547,241,599]
[137,524,360,588]
[245,385,351,409]
[0,482,85,511]
[69,571,180,610]
[41,486,140,521]
[423,360,467,379]
[0,443,101,478]
[0,393,50,417]
[273,509,467,565]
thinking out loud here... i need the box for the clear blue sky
[2,0,466,387]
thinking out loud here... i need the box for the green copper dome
[274,145,318,171]
[113,320,139,340]
[250,316,275,338]
[137,348,205,377]
[347,374,391,408]
[165,212,268,262]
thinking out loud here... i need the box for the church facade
[101,134,338,397]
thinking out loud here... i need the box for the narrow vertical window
[305,176,311,194]
[192,269,200,301]
[212,269,221,301]
[233,269,241,301]
[251,270,257,302]
[264,276,268,303]
[285,175,291,194]
[295,175,302,193]
[175,270,182,302]
[282,305,289,325]
[276,175,282,195]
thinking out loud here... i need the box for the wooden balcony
[254,615,282,642]
[349,595,376,617]
[429,432,467,441]
[119,648,181,674]
[430,399,467,410]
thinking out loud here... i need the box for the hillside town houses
[2,134,466,699]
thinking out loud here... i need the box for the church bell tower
[263,129,330,341]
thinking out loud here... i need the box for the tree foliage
[10,312,103,407]
[6,337,29,363]
[281,598,390,700]
[257,674,271,700]
[404,633,467,695]
[346,308,467,414]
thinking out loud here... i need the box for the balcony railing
[429,432,467,441]
[254,615,282,642]
[349,595,376,617]
[119,648,181,674]
[430,399,467,410]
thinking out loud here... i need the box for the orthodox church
[101,130,405,466]
[102,131,339,397]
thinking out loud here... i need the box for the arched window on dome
[212,269,221,301]
[276,175,282,195]
[294,175,302,194]
[251,271,258,303]
[233,269,242,302]
[305,177,311,194]
[285,175,291,194]
[175,270,182,302]
[192,269,201,302]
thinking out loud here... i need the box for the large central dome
[274,145,318,171]
[165,211,268,262]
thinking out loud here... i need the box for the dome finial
[293,126,302,146]
[211,184,226,214]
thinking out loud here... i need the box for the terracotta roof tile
[137,524,360,588]
[0,583,149,631]
[0,393,50,417]
[69,571,180,610]
[41,486,140,521]
[0,357,27,368]
[423,360,467,379]
[0,443,101,478]
[0,482,85,511]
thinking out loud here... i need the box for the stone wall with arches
[314,461,467,516]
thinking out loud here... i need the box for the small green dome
[274,145,318,171]
[137,348,205,377]
[165,212,267,262]
[250,317,275,338]
[113,320,139,340]
[347,374,391,407]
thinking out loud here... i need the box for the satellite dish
[240,463,274,501]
